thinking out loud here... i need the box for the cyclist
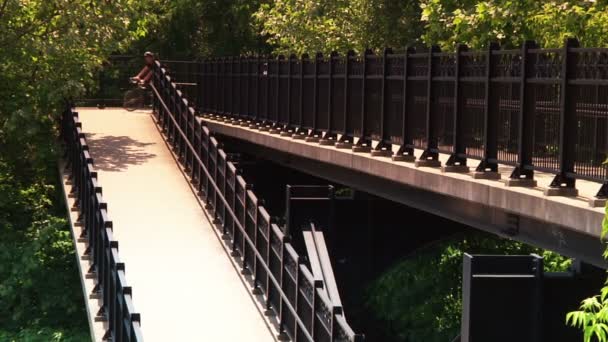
[131,51,155,86]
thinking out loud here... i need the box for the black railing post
[264,55,271,130]
[545,38,580,197]
[281,54,295,136]
[270,55,283,134]
[227,56,233,120]
[250,55,261,128]
[416,45,442,167]
[474,42,501,179]
[293,53,308,140]
[235,56,242,121]
[306,52,323,142]
[393,46,416,162]
[353,49,374,153]
[200,59,205,114]
[239,56,246,125]
[258,55,271,130]
[507,40,538,187]
[219,57,225,116]
[372,47,394,157]
[321,51,338,145]
[212,58,218,116]
[336,50,355,149]
[444,44,470,172]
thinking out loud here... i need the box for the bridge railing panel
[234,175,248,260]
[151,61,363,340]
[167,39,608,197]
[256,207,271,298]
[216,148,227,228]
[225,159,238,242]
[245,189,259,276]
[569,48,608,183]
[61,109,142,342]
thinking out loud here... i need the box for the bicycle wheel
[123,88,144,112]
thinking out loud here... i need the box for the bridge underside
[205,119,606,268]
[61,108,276,341]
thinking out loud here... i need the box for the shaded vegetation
[1,0,155,339]
[365,232,572,342]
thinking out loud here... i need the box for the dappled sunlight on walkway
[85,133,156,172]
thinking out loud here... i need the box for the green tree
[0,0,156,338]
[567,204,608,342]
[135,0,269,59]
[254,0,423,55]
[419,0,608,49]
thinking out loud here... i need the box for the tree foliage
[254,0,423,55]
[567,204,608,342]
[135,0,269,59]
[419,0,608,49]
[0,0,154,338]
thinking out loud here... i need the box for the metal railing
[61,107,143,342]
[151,61,363,342]
[164,39,608,198]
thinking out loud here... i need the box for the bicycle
[123,78,152,112]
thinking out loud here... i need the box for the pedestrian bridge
[61,44,608,341]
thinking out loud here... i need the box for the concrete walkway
[75,108,275,342]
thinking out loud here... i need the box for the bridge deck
[73,108,275,341]
[204,119,605,251]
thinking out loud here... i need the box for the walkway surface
[75,108,275,342]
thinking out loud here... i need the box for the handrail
[151,60,363,341]
[61,107,143,342]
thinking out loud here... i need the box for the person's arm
[142,69,153,83]
[133,65,150,80]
